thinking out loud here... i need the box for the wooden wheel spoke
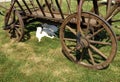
[69,48,76,53]
[15,29,19,39]
[88,27,104,39]
[79,49,86,62]
[65,44,76,53]
[64,38,76,42]
[15,24,20,27]
[15,27,22,35]
[89,40,111,46]
[85,16,91,34]
[66,25,76,35]
[67,45,76,53]
[88,49,96,65]
[89,44,107,59]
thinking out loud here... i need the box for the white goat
[36,24,58,42]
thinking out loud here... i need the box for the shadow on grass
[22,18,61,42]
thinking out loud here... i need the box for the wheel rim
[60,12,117,69]
[5,10,24,42]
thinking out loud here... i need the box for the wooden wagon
[1,0,118,70]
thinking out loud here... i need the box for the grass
[0,1,120,82]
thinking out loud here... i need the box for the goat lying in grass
[36,24,58,42]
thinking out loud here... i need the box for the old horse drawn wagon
[1,0,118,70]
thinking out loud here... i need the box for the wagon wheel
[60,12,117,70]
[5,10,24,42]
[90,1,120,40]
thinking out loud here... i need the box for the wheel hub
[76,37,89,50]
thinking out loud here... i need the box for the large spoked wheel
[60,12,117,70]
[5,10,24,42]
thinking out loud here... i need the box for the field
[0,1,120,82]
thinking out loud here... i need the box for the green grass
[0,1,120,82]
